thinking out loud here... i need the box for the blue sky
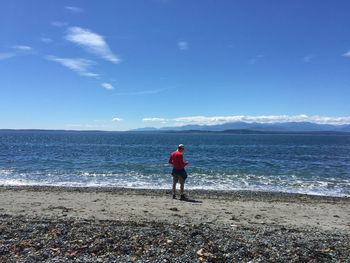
[1,0,350,130]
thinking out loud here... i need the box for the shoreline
[1,184,349,200]
[1,185,349,262]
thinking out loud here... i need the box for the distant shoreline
[1,128,350,135]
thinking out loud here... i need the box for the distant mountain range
[132,122,350,133]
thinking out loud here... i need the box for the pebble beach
[0,186,349,262]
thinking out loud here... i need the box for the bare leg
[172,175,179,195]
[179,176,185,195]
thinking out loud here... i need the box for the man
[168,144,189,200]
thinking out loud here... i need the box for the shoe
[172,194,176,199]
[180,194,188,201]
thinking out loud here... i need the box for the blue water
[0,130,349,196]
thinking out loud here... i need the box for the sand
[1,186,349,232]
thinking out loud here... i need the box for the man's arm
[179,154,188,167]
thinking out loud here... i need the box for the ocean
[0,130,349,197]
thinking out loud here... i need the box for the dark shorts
[172,168,188,181]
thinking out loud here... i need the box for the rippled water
[0,130,349,196]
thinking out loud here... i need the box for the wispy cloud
[0,52,16,60]
[47,56,99,77]
[178,41,189,50]
[0,45,33,60]
[51,21,69,27]
[248,54,264,65]
[247,58,257,65]
[40,37,53,43]
[12,45,32,51]
[65,26,120,63]
[143,118,167,122]
[114,87,171,96]
[303,55,314,63]
[65,6,83,13]
[101,82,114,90]
[142,115,350,126]
[342,50,350,58]
[94,118,123,123]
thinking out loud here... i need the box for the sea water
[0,130,349,196]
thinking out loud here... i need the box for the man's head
[178,144,185,152]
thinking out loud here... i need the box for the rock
[1,214,350,262]
[230,216,240,221]
[254,214,262,219]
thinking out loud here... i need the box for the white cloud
[65,26,120,63]
[112,117,123,122]
[173,115,292,125]
[342,51,350,58]
[178,41,189,50]
[12,45,32,51]
[47,56,99,77]
[101,82,114,90]
[143,118,167,122]
[65,6,83,13]
[0,52,16,60]
[142,115,350,126]
[51,21,68,27]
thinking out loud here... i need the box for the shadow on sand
[180,198,202,203]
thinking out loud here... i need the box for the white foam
[0,169,15,176]
[0,169,349,197]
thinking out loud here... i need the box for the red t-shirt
[168,150,188,170]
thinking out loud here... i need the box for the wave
[1,169,349,197]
